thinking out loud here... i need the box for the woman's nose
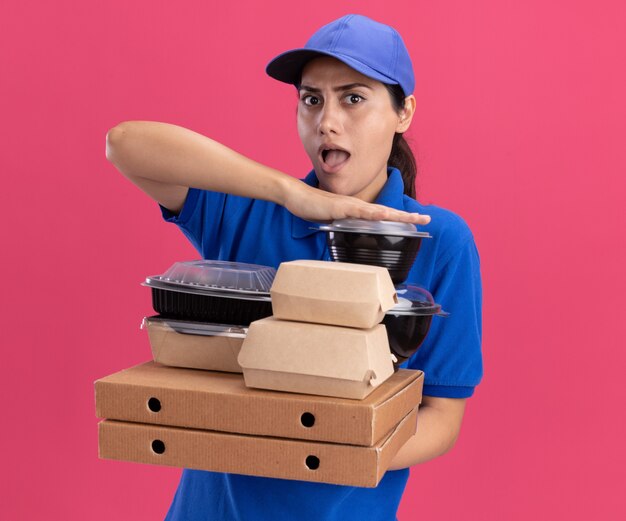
[318,101,343,135]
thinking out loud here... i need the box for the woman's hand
[282,179,431,225]
[387,396,467,470]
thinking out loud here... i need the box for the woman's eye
[302,95,321,106]
[345,94,364,104]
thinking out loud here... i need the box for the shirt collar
[373,167,405,210]
[291,167,406,238]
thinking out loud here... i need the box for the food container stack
[95,259,425,487]
[141,260,276,373]
[239,260,399,399]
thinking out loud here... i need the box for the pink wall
[2,0,624,519]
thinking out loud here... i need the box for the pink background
[2,0,625,519]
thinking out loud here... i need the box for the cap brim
[266,48,400,88]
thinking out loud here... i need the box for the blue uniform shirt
[160,167,482,520]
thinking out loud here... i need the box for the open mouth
[321,148,351,168]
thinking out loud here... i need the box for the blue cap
[266,14,415,96]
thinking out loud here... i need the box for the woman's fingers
[284,183,430,225]
[386,207,431,225]
[341,200,430,225]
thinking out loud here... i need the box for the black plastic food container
[143,260,275,326]
[318,219,431,284]
[382,285,447,368]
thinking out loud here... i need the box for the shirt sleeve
[406,234,483,398]
[159,188,228,258]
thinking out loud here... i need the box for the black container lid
[386,284,446,316]
[317,218,431,238]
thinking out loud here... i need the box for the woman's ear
[396,95,416,133]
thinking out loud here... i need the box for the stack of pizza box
[95,260,423,487]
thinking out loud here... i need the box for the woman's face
[297,57,413,202]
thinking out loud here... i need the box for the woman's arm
[105,121,430,224]
[387,396,467,470]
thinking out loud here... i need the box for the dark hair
[384,83,418,199]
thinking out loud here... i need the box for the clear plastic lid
[386,284,446,315]
[317,218,431,238]
[142,316,248,338]
[145,260,276,295]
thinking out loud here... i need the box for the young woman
[106,14,482,521]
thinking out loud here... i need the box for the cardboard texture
[95,361,424,446]
[238,317,395,399]
[144,318,244,373]
[270,260,398,329]
[98,407,418,488]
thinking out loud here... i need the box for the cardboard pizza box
[95,361,423,446]
[98,407,417,488]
